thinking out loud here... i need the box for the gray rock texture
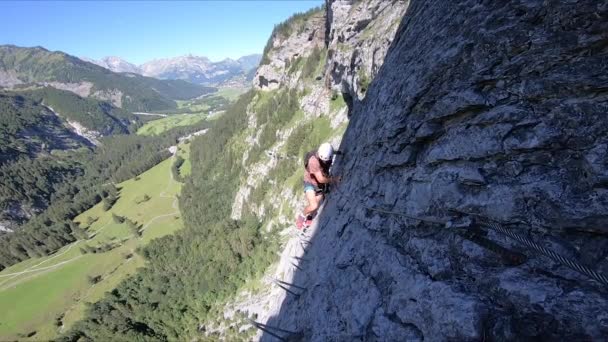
[325,0,409,102]
[254,11,326,91]
[263,0,608,340]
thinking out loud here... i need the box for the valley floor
[0,143,191,341]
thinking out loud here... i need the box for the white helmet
[318,143,334,162]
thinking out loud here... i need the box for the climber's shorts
[303,181,327,195]
[303,181,317,193]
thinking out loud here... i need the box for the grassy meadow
[0,144,191,341]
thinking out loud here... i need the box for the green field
[175,86,247,111]
[213,87,248,101]
[137,87,249,136]
[137,113,206,136]
[0,144,191,341]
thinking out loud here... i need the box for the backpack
[303,150,316,171]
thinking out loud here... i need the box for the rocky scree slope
[263,0,608,340]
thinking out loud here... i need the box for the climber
[296,142,340,229]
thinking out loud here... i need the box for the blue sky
[0,1,322,64]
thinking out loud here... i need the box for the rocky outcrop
[0,69,23,88]
[264,0,608,340]
[254,0,407,100]
[325,0,409,103]
[42,81,93,98]
[253,10,326,91]
[92,88,123,108]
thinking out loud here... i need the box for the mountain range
[84,53,262,87]
[0,45,215,112]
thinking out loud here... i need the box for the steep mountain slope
[0,86,137,151]
[0,45,214,111]
[0,85,139,230]
[263,0,608,340]
[237,54,263,71]
[54,0,607,340]
[57,2,409,341]
[0,91,92,165]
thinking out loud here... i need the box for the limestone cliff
[325,0,409,103]
[204,0,608,340]
[201,1,408,339]
[263,0,608,340]
[239,0,407,226]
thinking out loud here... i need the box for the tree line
[60,91,280,341]
[0,120,211,270]
[60,79,337,340]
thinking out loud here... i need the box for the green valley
[0,143,190,341]
[137,114,206,136]
[136,87,246,136]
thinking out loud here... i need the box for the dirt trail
[0,256,83,291]
[0,241,82,288]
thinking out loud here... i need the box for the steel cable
[364,205,608,287]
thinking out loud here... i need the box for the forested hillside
[58,6,354,340]
[58,91,273,341]
[0,86,142,230]
[24,87,135,134]
[0,92,90,165]
[0,120,211,270]
[0,45,216,112]
[2,1,410,340]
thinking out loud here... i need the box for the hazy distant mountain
[85,53,262,86]
[84,56,140,74]
[0,45,214,112]
[237,54,263,71]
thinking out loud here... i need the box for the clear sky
[0,1,322,64]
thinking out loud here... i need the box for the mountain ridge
[85,53,262,87]
[0,45,215,112]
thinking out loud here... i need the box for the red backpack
[303,150,316,171]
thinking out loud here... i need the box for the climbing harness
[365,205,608,287]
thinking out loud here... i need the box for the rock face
[325,0,409,102]
[263,0,608,340]
[254,0,408,102]
[253,11,326,91]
